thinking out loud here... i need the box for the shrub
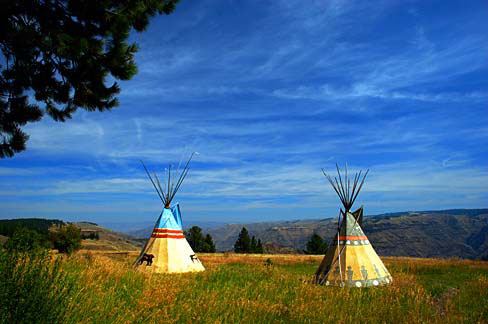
[81,232,99,240]
[4,227,50,252]
[0,249,77,323]
[49,224,82,254]
[304,233,328,254]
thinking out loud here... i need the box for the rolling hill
[74,222,143,251]
[204,209,488,259]
[0,219,143,251]
[3,209,487,259]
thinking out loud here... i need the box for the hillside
[73,222,143,251]
[4,209,486,258]
[205,209,488,259]
[0,219,143,251]
[0,218,65,236]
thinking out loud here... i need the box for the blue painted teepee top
[154,204,183,230]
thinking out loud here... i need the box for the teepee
[315,165,392,287]
[135,154,205,273]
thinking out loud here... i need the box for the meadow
[1,251,487,324]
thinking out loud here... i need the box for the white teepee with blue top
[135,154,205,273]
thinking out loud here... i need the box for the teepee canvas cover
[135,155,205,273]
[315,166,392,287]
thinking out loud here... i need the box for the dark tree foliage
[248,236,264,254]
[185,226,216,253]
[255,239,264,254]
[250,236,257,252]
[234,227,251,253]
[305,233,328,255]
[0,218,64,237]
[49,224,81,254]
[234,230,263,253]
[0,0,179,157]
[185,226,205,252]
[4,227,51,252]
[81,232,99,240]
[247,236,263,254]
[204,233,216,253]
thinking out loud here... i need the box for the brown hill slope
[206,209,488,259]
[74,222,143,251]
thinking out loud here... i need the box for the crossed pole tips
[321,163,369,213]
[140,152,198,208]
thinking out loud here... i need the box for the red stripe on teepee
[338,235,367,240]
[151,234,186,239]
[152,228,183,234]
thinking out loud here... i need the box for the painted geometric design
[136,204,205,274]
[137,155,204,274]
[315,210,392,287]
[150,229,186,239]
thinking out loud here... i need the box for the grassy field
[2,251,488,324]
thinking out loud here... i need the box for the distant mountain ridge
[203,208,488,259]
[4,209,486,259]
[125,209,488,259]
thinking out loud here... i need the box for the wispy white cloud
[1,0,487,225]
[120,84,247,100]
[0,167,55,176]
[272,84,488,103]
[2,159,486,209]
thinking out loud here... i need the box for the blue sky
[1,0,487,231]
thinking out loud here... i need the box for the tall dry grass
[50,252,488,324]
[2,250,486,323]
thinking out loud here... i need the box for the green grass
[1,253,487,324]
[391,260,488,297]
[0,250,77,324]
[413,265,488,297]
[448,275,488,323]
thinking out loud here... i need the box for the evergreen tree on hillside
[256,239,264,254]
[185,226,216,253]
[305,233,328,255]
[204,234,216,253]
[0,218,64,237]
[185,226,206,252]
[234,227,251,253]
[4,227,50,252]
[250,236,257,253]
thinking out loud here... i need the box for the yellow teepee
[315,165,392,287]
